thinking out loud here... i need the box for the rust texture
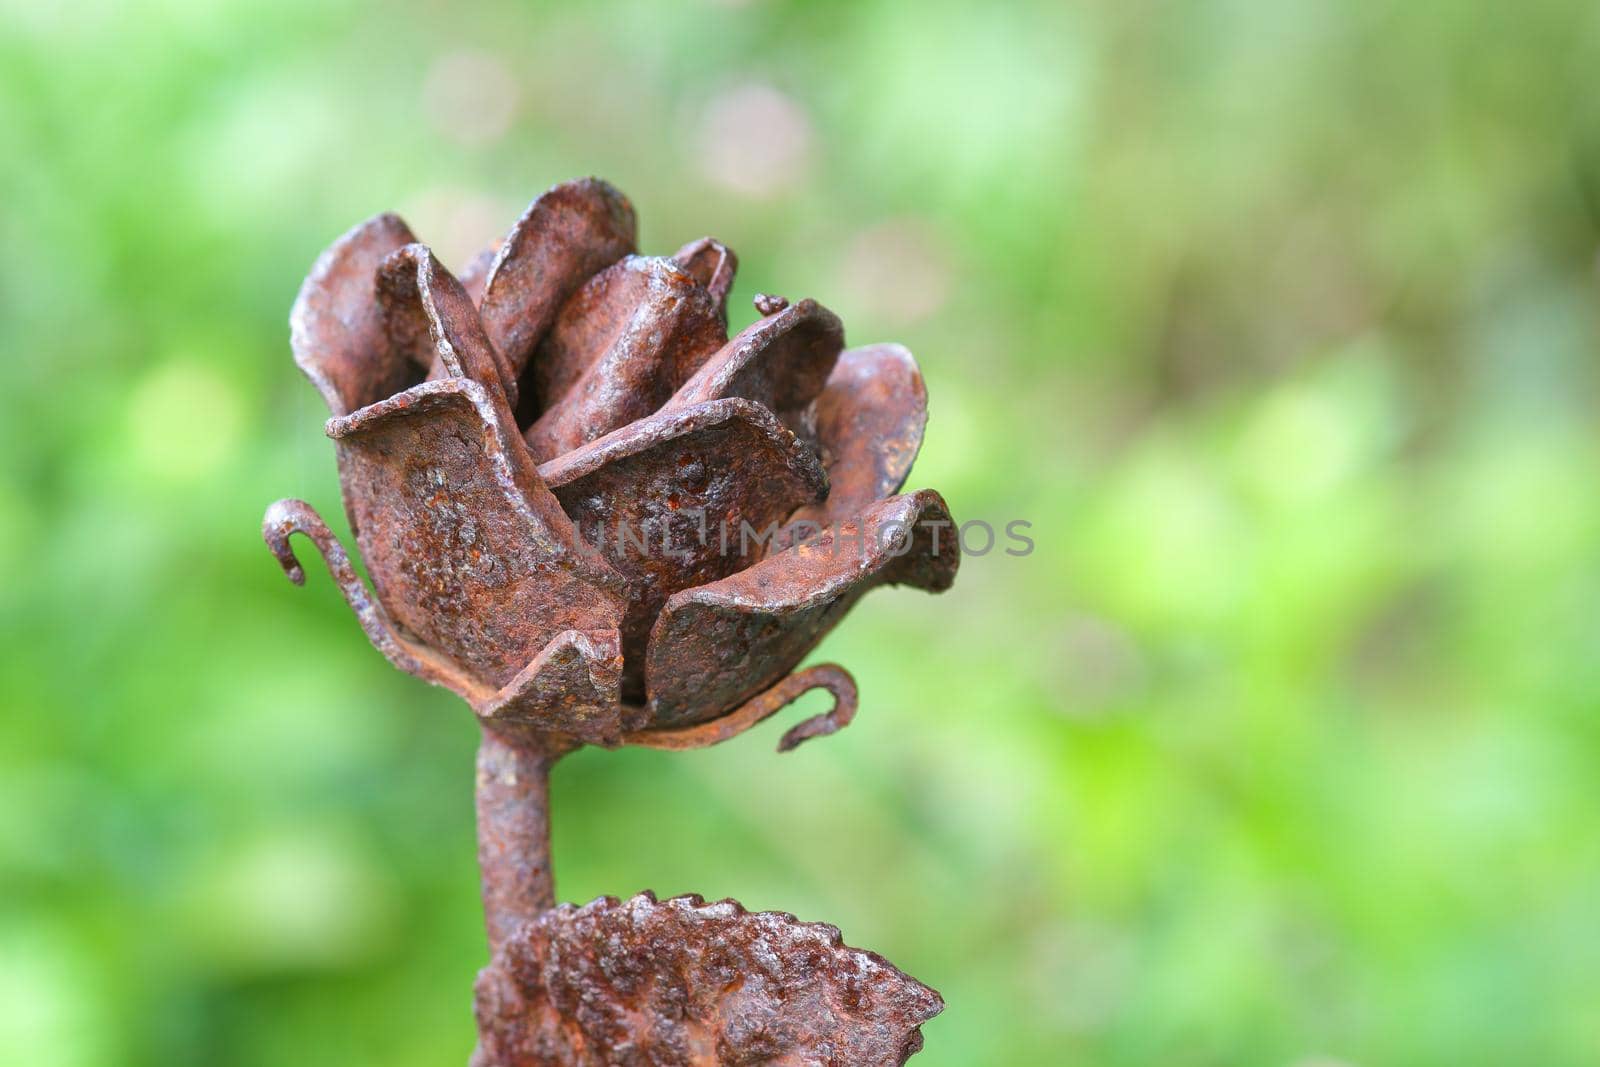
[472,893,943,1067]
[523,256,728,463]
[264,177,958,1062]
[623,663,858,754]
[542,397,828,703]
[476,731,567,956]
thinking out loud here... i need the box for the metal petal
[378,243,517,400]
[289,212,421,416]
[785,342,928,537]
[327,377,626,689]
[473,892,943,1067]
[476,629,625,747]
[645,489,957,727]
[265,499,626,746]
[662,297,844,437]
[522,244,642,418]
[538,398,827,703]
[478,178,637,396]
[671,235,738,325]
[522,256,727,462]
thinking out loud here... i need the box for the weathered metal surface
[289,212,422,416]
[752,292,789,317]
[475,730,568,957]
[541,397,826,703]
[274,181,953,738]
[328,377,625,688]
[663,297,844,439]
[266,179,959,1064]
[670,236,737,325]
[475,177,638,399]
[264,497,456,686]
[783,342,928,544]
[379,242,520,397]
[472,892,942,1067]
[524,247,660,416]
[626,663,857,753]
[645,490,957,726]
[266,499,628,747]
[476,628,626,747]
[523,256,727,463]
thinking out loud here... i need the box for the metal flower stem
[475,729,568,955]
[470,665,859,956]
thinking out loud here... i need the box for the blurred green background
[4,0,1600,1064]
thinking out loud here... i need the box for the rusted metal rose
[263,178,957,1064]
[265,177,954,750]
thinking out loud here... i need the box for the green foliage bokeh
[3,1,1600,1064]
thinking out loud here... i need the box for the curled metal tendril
[624,663,857,753]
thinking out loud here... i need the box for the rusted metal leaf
[538,397,826,705]
[472,892,943,1067]
[523,256,728,462]
[670,236,738,325]
[645,490,958,726]
[476,178,638,398]
[290,212,422,416]
[663,297,844,439]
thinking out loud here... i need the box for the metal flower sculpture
[263,178,958,1064]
